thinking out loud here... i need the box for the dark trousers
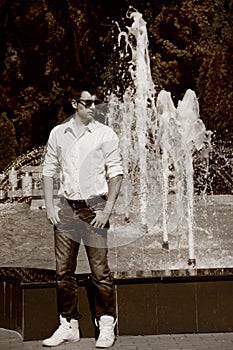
[54,197,116,320]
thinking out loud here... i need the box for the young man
[42,89,123,348]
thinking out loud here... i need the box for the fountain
[0,8,231,270]
[106,8,212,267]
[0,7,233,341]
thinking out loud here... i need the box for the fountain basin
[0,195,232,340]
[0,266,233,340]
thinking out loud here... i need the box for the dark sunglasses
[78,99,100,108]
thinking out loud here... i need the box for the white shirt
[42,116,123,200]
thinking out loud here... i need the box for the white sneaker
[95,315,116,348]
[42,316,80,347]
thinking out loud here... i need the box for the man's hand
[91,211,110,229]
[43,175,60,226]
[46,206,61,226]
[90,174,123,229]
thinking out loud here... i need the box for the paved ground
[1,329,233,350]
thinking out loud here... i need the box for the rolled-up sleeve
[42,129,59,178]
[102,128,123,179]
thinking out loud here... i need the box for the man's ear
[71,99,78,109]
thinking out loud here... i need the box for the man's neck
[74,112,93,126]
[73,113,93,137]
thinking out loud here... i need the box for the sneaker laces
[100,325,113,338]
[96,317,116,340]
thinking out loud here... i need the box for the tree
[197,0,233,137]
[0,0,232,172]
[0,112,18,172]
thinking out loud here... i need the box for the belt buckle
[74,200,87,209]
[65,199,85,209]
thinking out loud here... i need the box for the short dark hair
[67,81,96,101]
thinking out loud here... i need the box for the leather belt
[63,195,107,209]
[67,199,87,209]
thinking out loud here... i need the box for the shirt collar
[64,115,101,134]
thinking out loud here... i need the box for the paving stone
[1,329,233,350]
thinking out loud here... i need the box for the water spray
[107,8,212,266]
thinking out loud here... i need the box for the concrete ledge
[0,267,233,340]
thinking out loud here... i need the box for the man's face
[76,91,96,123]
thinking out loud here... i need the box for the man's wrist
[44,201,54,209]
[102,208,112,215]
